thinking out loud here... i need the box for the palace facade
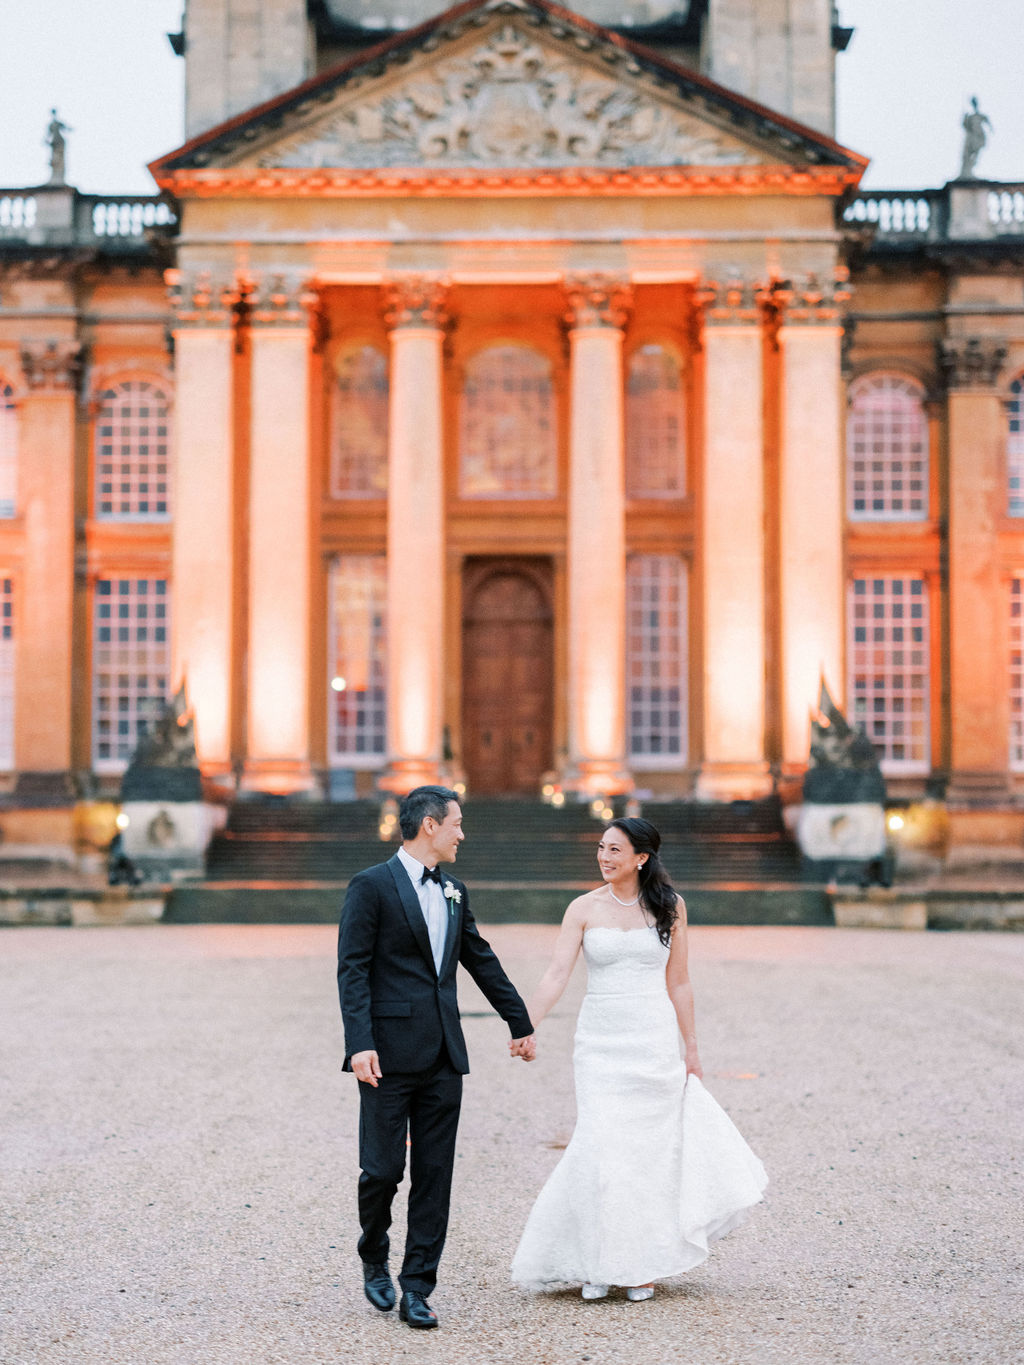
[1,0,1023,863]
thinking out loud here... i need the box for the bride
[511,816,767,1300]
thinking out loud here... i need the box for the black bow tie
[421,865,443,886]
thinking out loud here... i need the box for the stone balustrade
[0,188,176,247]
[845,182,1024,243]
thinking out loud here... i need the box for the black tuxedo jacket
[337,854,532,1075]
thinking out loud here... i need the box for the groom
[338,785,535,1329]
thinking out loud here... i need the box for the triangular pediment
[152,0,866,185]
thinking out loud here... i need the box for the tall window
[92,578,170,770]
[328,557,387,765]
[1008,376,1024,517]
[627,555,688,764]
[1010,579,1024,770]
[847,374,928,521]
[331,346,388,498]
[0,577,13,769]
[848,576,929,772]
[460,345,556,498]
[0,382,17,518]
[626,344,686,497]
[95,380,171,520]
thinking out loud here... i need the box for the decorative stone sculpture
[958,97,992,181]
[796,682,889,882]
[45,109,70,185]
[261,23,762,171]
[118,684,226,881]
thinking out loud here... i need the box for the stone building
[0,0,1022,865]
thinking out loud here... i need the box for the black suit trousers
[356,1052,463,1296]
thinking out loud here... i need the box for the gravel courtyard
[1,923,1021,1365]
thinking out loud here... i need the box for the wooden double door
[461,558,554,795]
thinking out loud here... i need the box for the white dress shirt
[396,845,448,973]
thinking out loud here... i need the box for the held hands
[509,1034,537,1062]
[351,1050,383,1087]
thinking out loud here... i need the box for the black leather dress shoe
[399,1290,438,1329]
[362,1261,396,1312]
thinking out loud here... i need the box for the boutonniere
[443,881,461,916]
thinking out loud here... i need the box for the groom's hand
[351,1050,382,1086]
[509,1034,536,1062]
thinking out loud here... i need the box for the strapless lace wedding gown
[511,925,767,1290]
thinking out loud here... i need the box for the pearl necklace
[608,887,641,907]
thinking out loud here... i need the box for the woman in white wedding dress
[511,817,767,1301]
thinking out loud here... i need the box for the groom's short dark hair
[399,785,460,840]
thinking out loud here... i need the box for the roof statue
[957,96,992,181]
[45,109,70,186]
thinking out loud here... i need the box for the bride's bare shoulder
[563,887,604,923]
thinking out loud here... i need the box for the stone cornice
[382,276,450,330]
[19,339,82,393]
[152,163,861,201]
[563,275,632,330]
[773,268,852,325]
[940,336,1008,391]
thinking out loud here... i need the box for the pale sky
[0,0,1019,194]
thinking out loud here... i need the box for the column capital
[939,336,1008,392]
[697,276,770,326]
[19,339,82,393]
[563,274,632,330]
[772,268,852,327]
[382,275,450,331]
[165,268,242,327]
[246,272,319,328]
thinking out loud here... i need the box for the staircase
[164,796,829,925]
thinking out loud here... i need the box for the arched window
[1008,376,1024,516]
[626,344,686,497]
[0,381,17,518]
[846,374,928,521]
[460,345,556,498]
[95,380,171,520]
[330,346,388,498]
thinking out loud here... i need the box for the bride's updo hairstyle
[606,817,678,947]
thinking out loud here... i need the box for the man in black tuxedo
[338,785,535,1329]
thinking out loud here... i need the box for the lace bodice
[582,924,668,997]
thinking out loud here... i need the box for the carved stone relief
[258,24,763,171]
[564,275,632,330]
[940,336,1008,390]
[20,339,82,392]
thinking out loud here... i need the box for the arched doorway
[462,559,554,795]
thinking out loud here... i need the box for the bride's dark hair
[606,817,678,947]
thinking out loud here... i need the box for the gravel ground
[1,923,1022,1365]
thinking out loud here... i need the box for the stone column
[15,339,80,793]
[379,277,448,794]
[564,276,632,797]
[776,275,848,772]
[242,274,316,794]
[696,280,772,801]
[943,335,1010,800]
[166,270,238,779]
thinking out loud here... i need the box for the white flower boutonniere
[443,882,461,916]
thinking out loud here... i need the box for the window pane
[1010,578,1024,769]
[626,345,686,497]
[328,557,387,766]
[847,575,930,773]
[330,346,388,498]
[0,383,17,518]
[460,345,556,498]
[627,555,687,764]
[94,381,172,522]
[846,374,928,522]
[1008,378,1024,517]
[92,578,170,769]
[0,577,13,766]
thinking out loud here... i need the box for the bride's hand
[685,1053,703,1080]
